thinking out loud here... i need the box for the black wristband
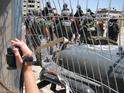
[22,56,33,62]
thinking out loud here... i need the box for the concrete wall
[0,0,22,92]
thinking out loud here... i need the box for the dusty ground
[32,66,53,93]
[32,66,65,93]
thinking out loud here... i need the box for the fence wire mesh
[1,0,124,93]
[24,0,124,93]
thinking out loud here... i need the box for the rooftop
[97,8,122,13]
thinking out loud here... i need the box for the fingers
[13,48,23,64]
[15,38,20,41]
[10,39,33,68]
[11,38,32,56]
[11,39,21,47]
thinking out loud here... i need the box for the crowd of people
[21,2,120,92]
[24,1,120,62]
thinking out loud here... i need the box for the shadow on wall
[0,0,11,16]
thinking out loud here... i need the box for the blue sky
[40,0,124,13]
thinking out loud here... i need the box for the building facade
[23,0,40,16]
[96,8,121,19]
[96,8,124,27]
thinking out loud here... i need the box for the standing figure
[108,19,119,42]
[42,1,54,16]
[74,5,84,17]
[103,21,108,37]
[61,3,70,18]
[74,5,84,43]
[86,9,95,18]
[96,19,104,36]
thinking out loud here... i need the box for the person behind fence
[86,9,95,18]
[10,39,40,93]
[73,5,84,42]
[74,5,84,17]
[54,4,74,42]
[45,13,55,54]
[108,18,119,42]
[103,21,108,37]
[61,3,70,17]
[42,1,53,16]
[96,19,104,36]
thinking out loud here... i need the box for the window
[103,15,106,17]
[28,5,34,7]
[28,0,35,3]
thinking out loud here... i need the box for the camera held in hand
[6,46,22,70]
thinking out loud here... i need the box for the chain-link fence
[24,0,124,93]
[1,0,124,93]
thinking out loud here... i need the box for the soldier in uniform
[108,18,119,42]
[45,13,55,55]
[74,5,84,17]
[42,1,53,16]
[54,3,75,42]
[74,5,84,43]
[79,9,96,44]
[61,3,70,19]
[42,1,56,54]
[86,9,95,18]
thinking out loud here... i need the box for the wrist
[23,62,32,71]
[22,56,33,63]
[20,44,32,56]
[22,56,33,72]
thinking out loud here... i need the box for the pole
[96,0,99,12]
[86,0,88,12]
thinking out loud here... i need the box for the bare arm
[11,39,40,93]
[23,63,40,93]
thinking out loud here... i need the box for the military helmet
[46,1,51,8]
[87,9,91,12]
[63,3,68,8]
[77,5,81,9]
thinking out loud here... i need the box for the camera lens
[7,47,14,54]
[6,46,17,70]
